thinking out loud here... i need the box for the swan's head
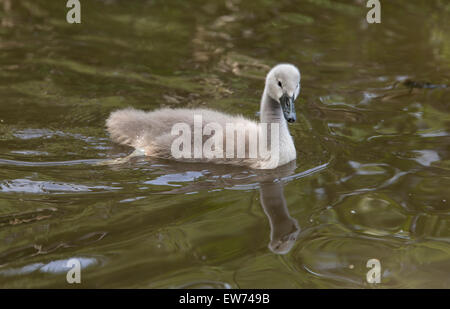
[265,64,301,123]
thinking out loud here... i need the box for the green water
[0,0,449,288]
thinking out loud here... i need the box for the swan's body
[106,64,301,169]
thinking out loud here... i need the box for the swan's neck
[259,89,290,136]
[259,88,296,167]
[260,89,283,124]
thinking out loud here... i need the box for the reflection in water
[259,162,300,254]
[114,157,304,255]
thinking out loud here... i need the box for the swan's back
[106,107,260,165]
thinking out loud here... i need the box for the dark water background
[0,0,449,288]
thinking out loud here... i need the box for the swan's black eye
[278,81,282,88]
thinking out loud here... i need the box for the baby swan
[106,64,301,169]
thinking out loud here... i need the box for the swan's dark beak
[280,93,296,123]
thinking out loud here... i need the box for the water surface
[0,0,449,288]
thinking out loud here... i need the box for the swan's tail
[106,108,149,147]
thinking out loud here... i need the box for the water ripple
[0,179,121,194]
